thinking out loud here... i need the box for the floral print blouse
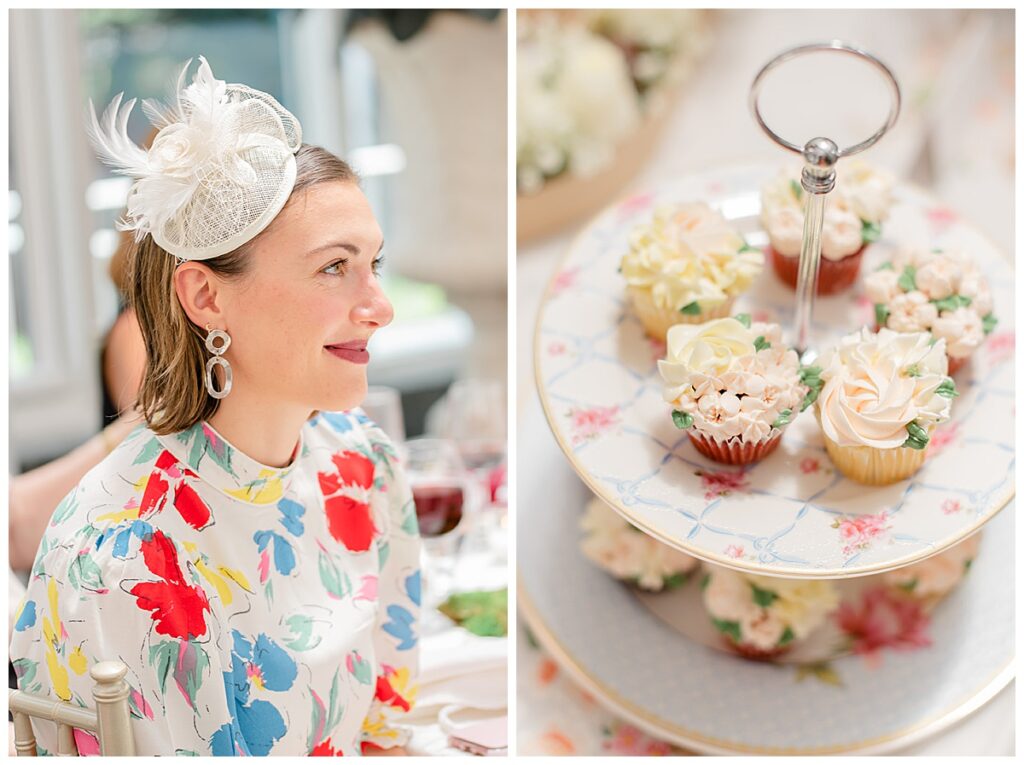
[10,410,420,756]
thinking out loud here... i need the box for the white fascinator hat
[87,56,302,261]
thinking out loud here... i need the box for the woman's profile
[9,57,420,756]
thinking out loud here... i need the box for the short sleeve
[358,430,421,752]
[9,527,232,756]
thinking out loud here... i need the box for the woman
[10,57,420,756]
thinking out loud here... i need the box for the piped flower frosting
[621,202,763,313]
[657,316,821,443]
[817,327,956,450]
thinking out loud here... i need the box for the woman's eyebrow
[306,240,385,257]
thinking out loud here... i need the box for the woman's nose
[353,278,394,329]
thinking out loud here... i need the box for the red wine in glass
[412,483,464,537]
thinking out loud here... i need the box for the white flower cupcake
[817,327,957,485]
[579,496,699,591]
[621,202,764,340]
[884,532,981,603]
[865,246,997,375]
[701,565,839,660]
[761,161,893,295]
[658,315,822,465]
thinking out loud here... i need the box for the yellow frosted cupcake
[817,327,957,485]
[621,202,763,341]
[701,565,839,660]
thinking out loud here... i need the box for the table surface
[515,8,1014,756]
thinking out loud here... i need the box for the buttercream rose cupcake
[658,315,823,465]
[701,565,839,660]
[884,532,981,604]
[621,202,764,341]
[865,246,997,375]
[817,327,957,485]
[761,160,893,295]
[579,496,699,591]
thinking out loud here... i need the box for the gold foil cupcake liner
[822,435,928,486]
[627,287,735,342]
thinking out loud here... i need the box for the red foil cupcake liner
[769,245,865,295]
[722,636,790,662]
[688,430,783,466]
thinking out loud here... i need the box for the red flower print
[832,512,892,557]
[567,405,620,445]
[603,723,673,756]
[941,499,962,515]
[310,738,341,756]
[725,544,744,559]
[318,451,377,552]
[374,674,411,712]
[835,586,931,663]
[548,341,567,356]
[139,450,212,530]
[695,468,749,500]
[551,267,579,296]
[987,330,1014,365]
[799,457,821,474]
[926,206,957,231]
[129,531,210,640]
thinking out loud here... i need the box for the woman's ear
[174,262,225,330]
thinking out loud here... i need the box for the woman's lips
[325,342,369,365]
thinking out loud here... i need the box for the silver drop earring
[204,324,233,399]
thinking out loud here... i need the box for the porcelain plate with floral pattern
[534,164,1014,578]
[518,398,1014,754]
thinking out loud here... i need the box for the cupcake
[579,496,699,591]
[883,532,981,604]
[620,202,763,341]
[657,315,823,465]
[817,327,957,485]
[761,160,893,295]
[701,565,839,660]
[864,246,997,375]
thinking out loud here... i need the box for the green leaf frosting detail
[897,265,917,292]
[798,364,823,411]
[734,313,752,328]
[771,409,793,429]
[738,242,761,254]
[679,300,702,316]
[861,219,882,244]
[982,313,998,335]
[936,377,958,398]
[663,572,690,590]
[903,420,930,450]
[875,303,890,327]
[897,578,918,593]
[671,410,694,430]
[789,179,803,200]
[876,261,895,271]
[712,618,742,643]
[753,335,771,352]
[778,626,796,647]
[750,582,778,607]
[904,363,922,378]
[931,294,972,312]
[700,572,711,591]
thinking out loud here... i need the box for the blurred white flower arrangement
[517,10,708,195]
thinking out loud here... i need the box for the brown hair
[130,144,358,434]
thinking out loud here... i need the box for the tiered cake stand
[518,164,1014,753]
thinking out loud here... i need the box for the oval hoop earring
[204,324,233,400]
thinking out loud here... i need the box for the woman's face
[216,181,392,414]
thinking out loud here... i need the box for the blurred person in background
[10,57,420,756]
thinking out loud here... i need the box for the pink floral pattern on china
[536,165,1014,576]
[942,499,963,515]
[832,512,892,558]
[835,586,932,668]
[603,724,673,756]
[567,405,621,445]
[548,340,569,357]
[695,468,749,501]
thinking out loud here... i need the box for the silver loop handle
[749,40,901,158]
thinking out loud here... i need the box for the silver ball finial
[802,137,840,169]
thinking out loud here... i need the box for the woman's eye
[372,256,385,276]
[322,258,348,276]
